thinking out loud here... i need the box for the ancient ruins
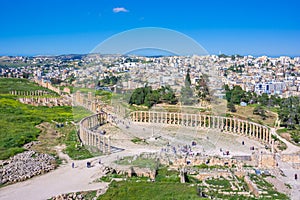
[79,113,111,154]
[130,111,273,145]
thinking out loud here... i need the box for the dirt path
[0,158,108,200]
[0,140,158,200]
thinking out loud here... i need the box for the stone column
[270,129,273,144]
[108,137,111,154]
[260,126,263,140]
[148,112,151,123]
[208,115,210,128]
[99,136,103,152]
[249,123,252,137]
[221,117,224,131]
[199,115,202,128]
[165,112,168,124]
[241,121,244,135]
[227,118,230,132]
[102,136,105,153]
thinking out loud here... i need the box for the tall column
[263,128,266,142]
[249,123,252,137]
[233,119,236,133]
[241,121,244,135]
[172,113,175,125]
[199,115,202,128]
[102,136,106,153]
[108,137,111,154]
[165,112,168,124]
[99,136,103,152]
[256,125,259,139]
[260,126,263,140]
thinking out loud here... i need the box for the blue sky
[0,0,299,56]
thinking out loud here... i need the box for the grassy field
[0,78,94,160]
[0,96,73,160]
[98,181,202,200]
[72,106,93,123]
[232,105,277,127]
[0,78,58,96]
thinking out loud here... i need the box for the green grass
[98,181,203,200]
[249,174,289,199]
[0,96,73,160]
[193,163,229,170]
[72,106,93,123]
[155,167,180,183]
[205,177,231,190]
[99,173,126,182]
[277,128,288,134]
[0,78,97,160]
[130,137,148,144]
[115,155,159,170]
[63,130,93,160]
[0,78,57,95]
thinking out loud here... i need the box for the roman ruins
[79,113,111,154]
[130,111,273,144]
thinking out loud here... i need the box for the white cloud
[113,7,129,13]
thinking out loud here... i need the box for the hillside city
[1,54,300,98]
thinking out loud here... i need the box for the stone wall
[244,176,260,198]
[34,78,61,95]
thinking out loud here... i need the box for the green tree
[279,96,300,129]
[129,85,178,108]
[258,93,269,106]
[227,101,236,112]
[253,106,267,120]
[195,75,210,101]
[180,69,194,105]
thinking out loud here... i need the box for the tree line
[129,85,177,108]
[225,85,300,129]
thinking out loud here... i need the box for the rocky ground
[0,150,56,184]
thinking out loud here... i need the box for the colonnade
[74,91,101,113]
[18,97,72,106]
[130,111,272,144]
[10,90,49,96]
[79,112,111,154]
